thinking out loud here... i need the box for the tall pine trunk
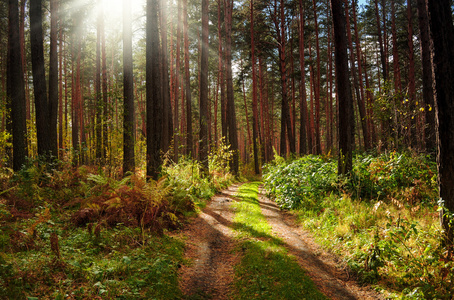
[427,0,454,249]
[199,0,209,172]
[251,0,260,174]
[49,0,58,157]
[146,0,163,180]
[184,0,193,157]
[417,0,436,153]
[123,0,135,174]
[331,0,354,175]
[8,0,28,171]
[298,0,308,155]
[225,0,239,174]
[30,0,51,158]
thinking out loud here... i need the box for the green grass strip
[232,182,327,300]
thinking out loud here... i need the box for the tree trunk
[30,0,51,158]
[96,1,102,162]
[48,0,58,158]
[312,0,322,154]
[58,19,64,157]
[427,0,454,249]
[184,0,193,157]
[298,0,308,155]
[391,0,401,93]
[160,0,173,157]
[406,0,417,149]
[251,0,260,174]
[225,0,239,174]
[331,0,354,175]
[146,0,163,180]
[101,5,108,162]
[19,0,29,122]
[8,0,28,171]
[374,0,387,81]
[199,0,209,173]
[417,0,436,153]
[123,0,135,174]
[174,0,182,160]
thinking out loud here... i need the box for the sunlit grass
[232,182,327,300]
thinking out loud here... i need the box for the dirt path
[178,184,240,299]
[257,188,383,300]
[178,184,382,300]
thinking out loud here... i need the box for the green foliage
[0,147,235,298]
[263,154,338,209]
[263,152,449,299]
[0,225,185,299]
[0,131,11,166]
[264,152,437,210]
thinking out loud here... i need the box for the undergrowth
[232,182,327,300]
[0,147,234,298]
[263,151,452,299]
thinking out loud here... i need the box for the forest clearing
[2,0,454,298]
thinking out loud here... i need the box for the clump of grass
[232,182,327,300]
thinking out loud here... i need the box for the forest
[1,0,454,298]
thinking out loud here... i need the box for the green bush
[264,152,437,209]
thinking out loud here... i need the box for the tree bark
[251,0,260,174]
[199,0,209,173]
[8,0,28,171]
[427,0,454,248]
[406,0,417,149]
[123,0,135,174]
[101,4,108,162]
[417,0,436,153]
[160,0,173,158]
[30,0,51,158]
[312,0,322,154]
[331,0,354,175]
[96,0,102,163]
[225,0,239,174]
[298,0,308,155]
[49,0,59,158]
[184,0,193,157]
[146,0,163,180]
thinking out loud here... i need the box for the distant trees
[1,0,454,185]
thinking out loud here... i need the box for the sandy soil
[177,184,383,300]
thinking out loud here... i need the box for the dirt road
[178,184,382,300]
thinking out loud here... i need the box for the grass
[0,151,235,299]
[231,182,327,300]
[0,213,186,299]
[263,152,453,299]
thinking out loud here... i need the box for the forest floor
[176,183,383,300]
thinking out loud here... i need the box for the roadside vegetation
[263,151,452,299]
[0,150,234,299]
